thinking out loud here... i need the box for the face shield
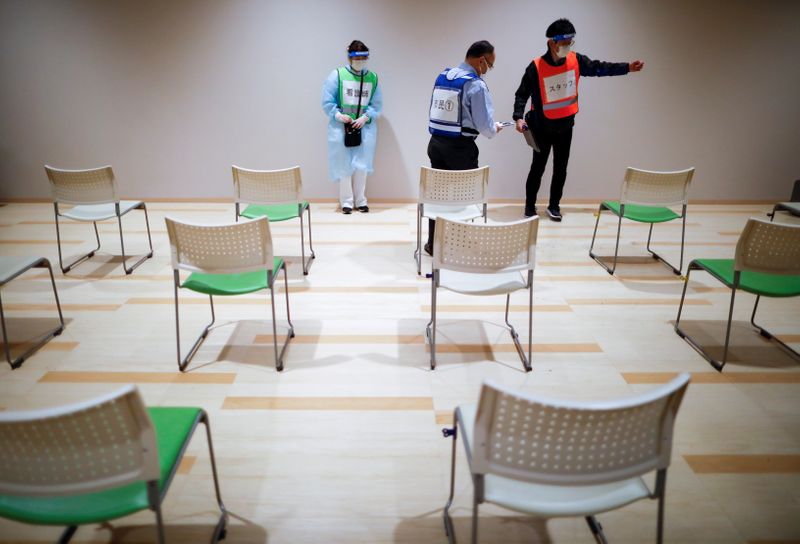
[348,50,369,72]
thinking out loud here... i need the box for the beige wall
[1,0,798,201]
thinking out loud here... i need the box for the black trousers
[426,135,480,245]
[525,126,573,213]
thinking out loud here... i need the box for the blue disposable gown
[321,67,383,181]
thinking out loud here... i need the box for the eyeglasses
[482,57,494,70]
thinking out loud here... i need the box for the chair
[675,217,800,371]
[442,374,690,544]
[232,165,315,275]
[415,166,490,275]
[767,179,800,221]
[0,257,64,369]
[166,216,294,372]
[589,167,694,275]
[0,385,227,543]
[427,217,538,372]
[45,165,154,275]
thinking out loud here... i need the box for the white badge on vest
[341,80,372,107]
[430,87,460,124]
[543,71,577,103]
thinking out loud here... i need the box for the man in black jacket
[513,18,644,221]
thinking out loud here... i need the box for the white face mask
[556,44,572,59]
[350,59,367,72]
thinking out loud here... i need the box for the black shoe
[423,242,433,256]
[342,207,353,215]
[546,206,562,222]
[357,205,369,213]
[524,207,538,218]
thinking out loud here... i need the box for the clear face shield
[348,51,369,72]
[551,32,576,59]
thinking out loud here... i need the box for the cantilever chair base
[675,260,800,372]
[589,202,686,276]
[54,202,154,275]
[174,262,295,372]
[0,257,65,369]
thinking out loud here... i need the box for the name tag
[430,87,460,124]
[543,70,577,103]
[342,80,372,107]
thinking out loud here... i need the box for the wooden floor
[1,201,799,543]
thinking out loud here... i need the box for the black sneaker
[357,205,369,213]
[342,207,353,215]
[423,242,433,256]
[546,207,562,222]
[524,207,538,218]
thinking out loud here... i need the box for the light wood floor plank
[39,371,236,384]
[222,396,433,411]
[623,372,800,384]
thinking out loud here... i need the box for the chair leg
[427,272,438,370]
[0,259,65,369]
[655,469,667,544]
[299,205,316,275]
[200,411,229,542]
[470,495,479,544]
[58,525,78,544]
[442,423,458,544]
[645,211,685,275]
[585,516,609,544]
[504,293,532,372]
[118,204,154,275]
[768,204,777,221]
[749,295,800,361]
[269,263,294,371]
[589,204,620,275]
[415,205,423,275]
[675,265,733,372]
[55,204,101,274]
[175,274,216,372]
[147,480,167,544]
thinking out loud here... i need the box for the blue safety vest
[428,68,478,137]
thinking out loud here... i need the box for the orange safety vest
[533,52,580,119]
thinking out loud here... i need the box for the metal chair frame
[0,257,64,369]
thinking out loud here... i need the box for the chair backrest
[232,165,302,206]
[165,216,275,274]
[0,385,158,497]
[471,373,690,486]
[734,217,800,275]
[419,166,489,206]
[620,167,694,207]
[45,165,119,205]
[433,217,538,274]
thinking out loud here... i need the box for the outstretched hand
[629,60,645,72]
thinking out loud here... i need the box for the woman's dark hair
[546,18,576,38]
[347,40,369,53]
[465,40,494,59]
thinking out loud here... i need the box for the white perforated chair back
[734,218,800,275]
[471,374,690,486]
[232,165,302,206]
[45,165,119,205]
[433,217,538,274]
[419,166,489,206]
[620,167,694,207]
[0,385,159,497]
[165,216,275,274]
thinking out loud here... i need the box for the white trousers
[339,169,368,208]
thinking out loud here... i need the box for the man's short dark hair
[465,40,494,59]
[546,19,576,38]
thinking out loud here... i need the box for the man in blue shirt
[424,40,503,255]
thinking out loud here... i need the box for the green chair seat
[603,201,680,223]
[694,259,800,297]
[0,407,200,526]
[240,202,308,222]
[181,258,284,295]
